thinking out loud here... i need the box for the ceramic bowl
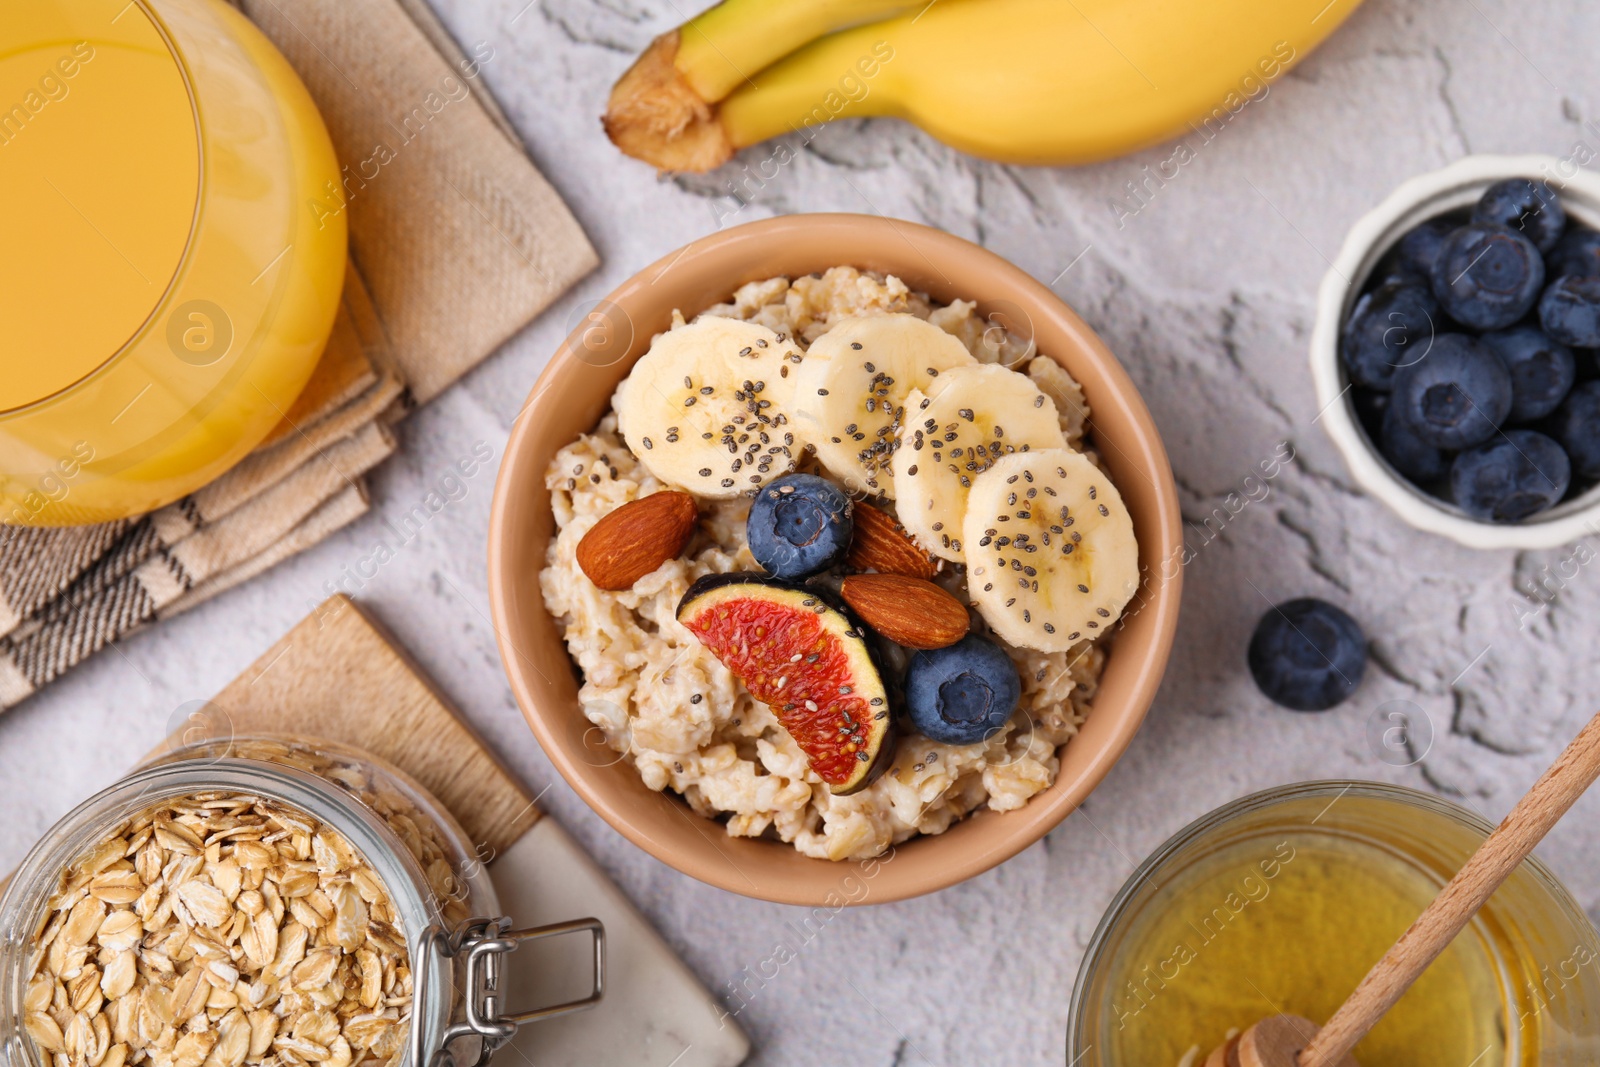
[487,214,1182,905]
[1311,154,1600,550]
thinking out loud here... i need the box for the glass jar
[0,737,602,1067]
[0,0,348,525]
[1067,781,1600,1067]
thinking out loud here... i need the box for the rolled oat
[24,793,411,1067]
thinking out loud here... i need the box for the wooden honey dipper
[1206,709,1600,1067]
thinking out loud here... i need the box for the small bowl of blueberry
[1312,155,1600,549]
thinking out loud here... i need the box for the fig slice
[677,573,893,794]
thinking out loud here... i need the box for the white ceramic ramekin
[1312,154,1600,550]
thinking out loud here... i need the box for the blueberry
[1379,402,1449,483]
[1393,217,1456,281]
[1547,228,1600,280]
[1353,388,1389,439]
[1552,381,1600,480]
[1390,334,1513,449]
[1472,178,1566,253]
[903,634,1020,746]
[1539,275,1600,348]
[1450,430,1571,522]
[1340,282,1439,391]
[745,474,853,578]
[1430,223,1546,330]
[1480,325,1577,422]
[1247,599,1366,712]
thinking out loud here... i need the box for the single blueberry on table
[1472,178,1566,253]
[745,473,853,579]
[1340,282,1439,391]
[1548,228,1600,280]
[1390,334,1513,449]
[1480,324,1577,423]
[1552,381,1600,481]
[1539,275,1600,348]
[1393,218,1456,282]
[1430,223,1545,330]
[1450,429,1571,523]
[1248,598,1366,712]
[903,634,1021,746]
[1379,402,1450,483]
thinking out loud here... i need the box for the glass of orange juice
[0,0,347,525]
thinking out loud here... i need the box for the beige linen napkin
[0,0,597,710]
[236,0,597,403]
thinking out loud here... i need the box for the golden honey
[1069,784,1600,1065]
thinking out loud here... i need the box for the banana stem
[677,0,926,103]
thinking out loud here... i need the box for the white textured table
[6,2,1600,1063]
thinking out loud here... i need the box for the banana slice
[893,364,1066,562]
[791,315,976,498]
[961,449,1140,653]
[616,316,808,498]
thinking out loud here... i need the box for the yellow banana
[608,0,1366,172]
[605,0,926,171]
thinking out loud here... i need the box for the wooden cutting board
[164,594,749,1067]
[167,594,539,856]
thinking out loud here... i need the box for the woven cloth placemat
[0,0,597,710]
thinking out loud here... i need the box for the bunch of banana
[604,0,1365,172]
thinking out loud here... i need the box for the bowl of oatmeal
[488,214,1182,905]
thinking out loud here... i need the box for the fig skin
[677,572,894,794]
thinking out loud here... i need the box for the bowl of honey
[0,0,347,525]
[1068,781,1600,1066]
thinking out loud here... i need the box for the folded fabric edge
[0,424,397,710]
[157,483,372,622]
[181,372,404,526]
[166,421,397,586]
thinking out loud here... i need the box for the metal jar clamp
[409,915,606,1067]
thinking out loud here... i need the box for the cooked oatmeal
[540,268,1109,862]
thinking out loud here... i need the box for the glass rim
[1063,778,1589,1060]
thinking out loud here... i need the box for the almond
[576,491,698,590]
[840,573,969,650]
[846,504,938,579]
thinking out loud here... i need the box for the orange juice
[0,0,346,525]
